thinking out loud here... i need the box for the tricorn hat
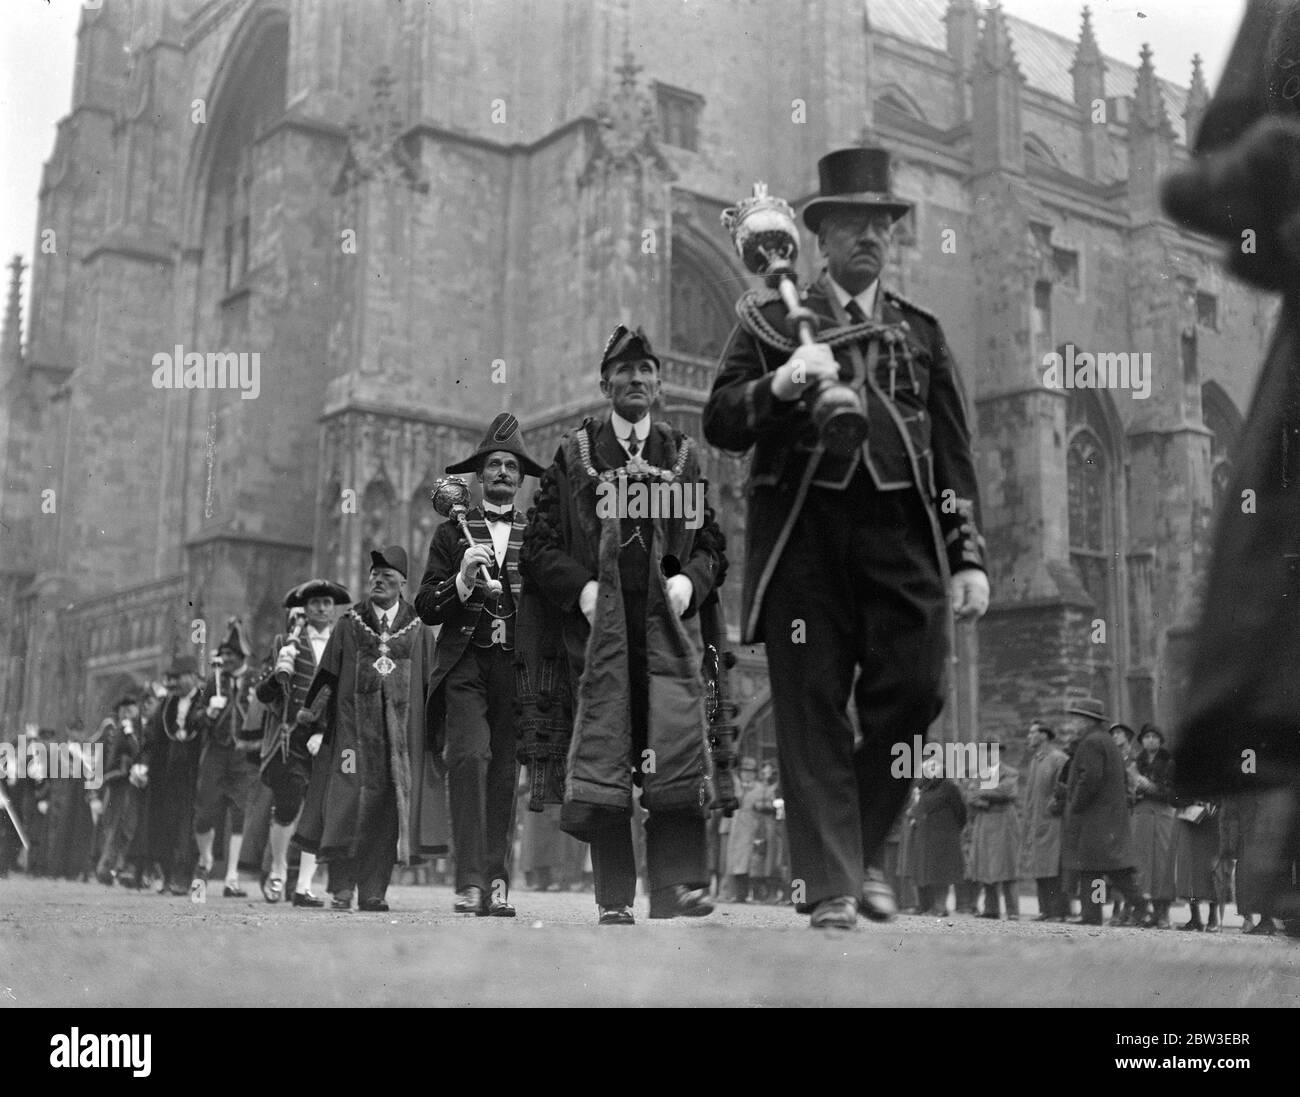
[166,654,199,677]
[369,545,409,581]
[600,324,662,377]
[283,578,352,608]
[216,617,251,659]
[445,412,546,479]
[1063,697,1107,723]
[802,147,913,233]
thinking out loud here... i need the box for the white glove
[206,695,228,716]
[89,799,104,824]
[129,763,149,789]
[579,580,599,625]
[306,733,323,757]
[666,574,693,618]
[37,800,50,816]
[771,344,840,401]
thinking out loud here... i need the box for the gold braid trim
[734,288,912,355]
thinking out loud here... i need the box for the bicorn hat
[1063,698,1108,723]
[369,545,409,581]
[600,324,661,377]
[283,578,352,608]
[802,147,913,233]
[166,654,199,677]
[216,617,251,659]
[445,412,546,479]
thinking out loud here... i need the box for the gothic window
[1196,291,1219,331]
[410,476,439,567]
[1052,247,1080,290]
[1066,387,1121,710]
[1032,280,1053,361]
[670,244,736,362]
[655,84,703,151]
[360,476,396,590]
[1202,382,1241,515]
[204,23,288,297]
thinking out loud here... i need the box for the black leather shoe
[598,905,636,925]
[485,898,517,917]
[292,890,325,908]
[223,884,248,898]
[810,896,858,930]
[331,895,352,911]
[860,869,898,922]
[358,898,389,912]
[648,885,715,919]
[454,886,483,914]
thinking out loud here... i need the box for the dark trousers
[1035,875,1065,918]
[763,482,948,908]
[96,782,142,878]
[329,783,399,903]
[1078,866,1146,924]
[589,588,707,907]
[444,645,518,892]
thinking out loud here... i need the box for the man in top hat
[521,325,728,925]
[95,694,148,886]
[1020,721,1068,921]
[253,579,350,905]
[704,146,989,930]
[144,655,204,894]
[295,547,438,912]
[416,412,544,916]
[190,618,257,899]
[1059,699,1149,927]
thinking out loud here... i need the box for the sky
[0,0,1250,332]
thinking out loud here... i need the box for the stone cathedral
[0,0,1276,757]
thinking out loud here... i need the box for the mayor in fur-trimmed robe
[519,325,727,921]
[294,547,440,909]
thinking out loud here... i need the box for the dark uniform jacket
[703,271,985,643]
[415,508,527,759]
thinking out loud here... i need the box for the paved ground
[1,877,1296,1007]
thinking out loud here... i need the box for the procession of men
[2,138,1297,940]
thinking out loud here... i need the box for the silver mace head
[721,181,801,285]
[430,476,472,518]
[430,476,503,596]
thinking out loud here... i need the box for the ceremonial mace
[430,477,504,597]
[721,183,868,456]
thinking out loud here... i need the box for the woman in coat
[1175,799,1221,932]
[911,761,967,916]
[723,758,759,901]
[1132,724,1177,928]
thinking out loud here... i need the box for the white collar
[482,500,513,517]
[610,410,651,443]
[828,276,879,320]
[306,623,330,638]
[374,602,397,626]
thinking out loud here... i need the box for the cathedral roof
[871,0,1193,145]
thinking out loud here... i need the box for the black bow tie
[484,509,513,524]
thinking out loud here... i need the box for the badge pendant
[373,631,395,677]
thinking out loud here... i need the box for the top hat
[445,412,546,479]
[802,147,913,233]
[216,618,251,659]
[166,654,199,677]
[369,545,409,581]
[283,578,352,609]
[600,324,661,377]
[1063,697,1107,723]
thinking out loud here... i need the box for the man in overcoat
[1020,722,1068,920]
[1060,701,1149,927]
[294,547,439,911]
[521,325,727,925]
[703,146,989,929]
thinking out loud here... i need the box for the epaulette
[883,289,937,325]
